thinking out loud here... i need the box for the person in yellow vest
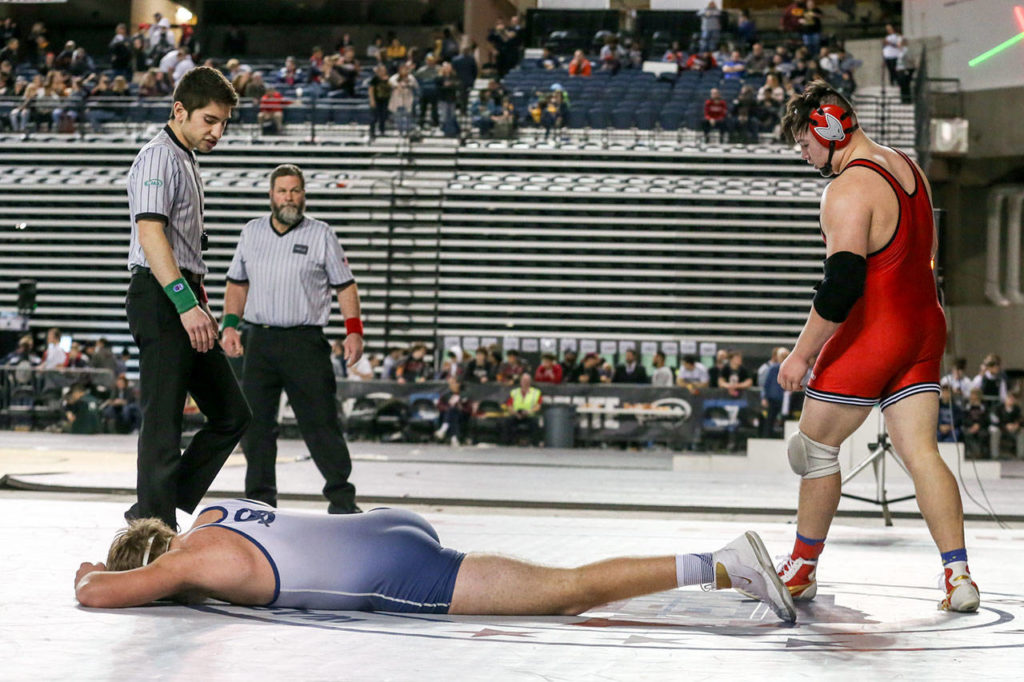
[501,372,542,445]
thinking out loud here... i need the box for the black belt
[131,266,203,286]
[246,321,321,332]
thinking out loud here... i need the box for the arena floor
[2,433,1023,680]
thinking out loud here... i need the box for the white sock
[675,552,715,587]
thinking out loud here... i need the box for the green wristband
[221,313,241,331]
[163,277,199,314]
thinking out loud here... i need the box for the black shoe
[328,503,363,514]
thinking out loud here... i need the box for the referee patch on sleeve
[293,244,309,255]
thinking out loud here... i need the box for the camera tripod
[839,427,916,526]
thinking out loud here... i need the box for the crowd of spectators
[939,354,1024,460]
[1,327,138,434]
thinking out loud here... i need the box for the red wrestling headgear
[808,103,858,149]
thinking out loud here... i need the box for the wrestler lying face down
[75,499,796,622]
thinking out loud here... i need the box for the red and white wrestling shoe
[777,555,817,601]
[940,562,980,613]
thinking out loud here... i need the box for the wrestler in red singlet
[804,149,944,410]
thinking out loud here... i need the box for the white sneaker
[434,424,449,440]
[713,532,797,623]
[940,561,980,613]
[450,435,460,447]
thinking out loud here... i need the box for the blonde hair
[106,518,177,571]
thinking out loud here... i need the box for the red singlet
[805,150,945,410]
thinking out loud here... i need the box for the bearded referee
[125,67,251,528]
[220,164,362,514]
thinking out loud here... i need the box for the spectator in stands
[278,56,304,86]
[973,354,1008,406]
[568,50,592,77]
[2,335,40,367]
[101,374,141,433]
[800,0,823,54]
[721,50,746,79]
[396,343,431,383]
[719,351,752,397]
[684,51,716,71]
[745,43,770,76]
[895,38,915,104]
[760,348,788,437]
[146,14,167,50]
[781,1,807,39]
[367,63,391,139]
[942,357,973,407]
[0,37,19,66]
[348,352,379,382]
[534,353,563,384]
[697,2,723,53]
[614,349,648,383]
[258,85,292,134]
[837,69,856,100]
[337,47,360,97]
[757,73,785,131]
[599,36,625,74]
[451,46,477,113]
[678,354,710,392]
[598,360,614,384]
[58,383,101,435]
[130,36,150,81]
[158,45,185,76]
[728,84,762,143]
[560,350,578,380]
[435,348,464,382]
[937,385,962,443]
[961,388,990,459]
[31,31,52,73]
[54,40,75,72]
[0,18,17,46]
[488,18,521,78]
[385,35,407,69]
[87,75,130,132]
[366,34,384,63]
[541,87,568,141]
[435,377,470,446]
[737,9,758,48]
[464,348,495,383]
[108,24,132,79]
[381,347,406,381]
[650,352,674,387]
[32,71,68,132]
[138,68,171,97]
[707,349,730,389]
[9,73,41,132]
[497,349,528,385]
[66,45,95,78]
[701,87,729,143]
[242,70,266,101]
[501,373,541,446]
[663,41,686,69]
[63,341,89,369]
[881,24,902,86]
[818,46,841,81]
[415,54,441,128]
[991,393,1024,459]
[308,46,324,83]
[536,46,559,70]
[437,61,460,136]
[570,352,602,384]
[388,64,418,135]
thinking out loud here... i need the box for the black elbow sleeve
[812,251,867,323]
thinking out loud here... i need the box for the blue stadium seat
[659,108,684,131]
[587,107,609,128]
[567,107,588,128]
[610,109,634,129]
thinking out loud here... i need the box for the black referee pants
[241,325,357,511]
[125,272,251,528]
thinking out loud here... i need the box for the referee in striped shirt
[221,164,362,514]
[125,67,251,528]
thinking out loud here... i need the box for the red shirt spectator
[704,93,728,122]
[533,354,563,384]
[259,90,291,114]
[568,50,592,77]
[685,52,717,71]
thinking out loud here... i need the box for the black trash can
[543,403,576,448]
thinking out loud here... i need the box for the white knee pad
[787,430,841,479]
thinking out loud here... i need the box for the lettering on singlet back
[234,507,276,526]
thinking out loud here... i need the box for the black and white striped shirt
[126,125,207,274]
[226,215,355,327]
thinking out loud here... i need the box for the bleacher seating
[0,134,831,370]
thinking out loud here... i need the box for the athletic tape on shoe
[787,430,840,479]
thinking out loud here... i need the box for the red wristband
[345,318,364,336]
